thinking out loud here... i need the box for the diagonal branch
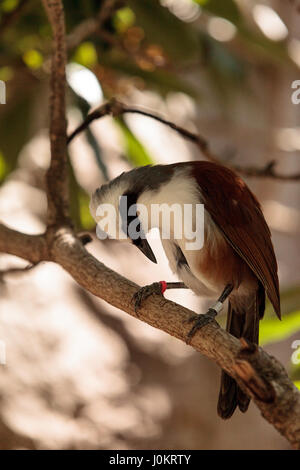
[0,224,48,263]
[67,99,300,181]
[0,222,299,448]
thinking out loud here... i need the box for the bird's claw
[186,308,218,344]
[132,282,163,314]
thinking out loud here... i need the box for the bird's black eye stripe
[174,244,189,268]
[119,191,140,238]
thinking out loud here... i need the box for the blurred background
[0,0,299,450]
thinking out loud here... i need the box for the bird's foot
[132,282,164,314]
[186,308,218,344]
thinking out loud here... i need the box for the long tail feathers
[217,283,265,419]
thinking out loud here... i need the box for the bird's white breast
[137,167,221,297]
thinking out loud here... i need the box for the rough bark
[42,0,69,227]
[1,0,300,450]
[0,224,300,448]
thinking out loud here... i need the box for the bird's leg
[133,281,187,313]
[186,284,234,343]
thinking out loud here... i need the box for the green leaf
[68,156,95,231]
[0,150,7,181]
[194,0,241,24]
[113,6,136,33]
[237,25,290,64]
[85,127,109,181]
[22,49,43,69]
[264,286,300,319]
[260,310,300,346]
[290,358,300,381]
[78,189,95,230]
[1,0,19,13]
[0,66,14,81]
[294,381,300,390]
[73,42,98,68]
[116,117,154,167]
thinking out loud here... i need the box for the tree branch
[50,231,300,450]
[0,223,48,263]
[67,99,300,181]
[0,223,299,448]
[42,0,69,227]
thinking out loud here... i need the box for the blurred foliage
[0,151,7,181]
[116,117,154,166]
[0,90,34,174]
[99,54,198,96]
[0,1,299,371]
[78,189,95,229]
[73,41,98,68]
[291,357,300,390]
[195,0,241,23]
[259,286,300,389]
[260,310,300,346]
[264,286,300,320]
[0,0,294,184]
[22,48,43,69]
[74,95,109,181]
[126,0,199,62]
[0,0,295,183]
[68,156,95,230]
[195,0,289,62]
[113,6,135,33]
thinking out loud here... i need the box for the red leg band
[159,281,167,294]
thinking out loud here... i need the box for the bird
[89,161,281,419]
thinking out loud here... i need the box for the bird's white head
[90,163,200,262]
[90,165,175,262]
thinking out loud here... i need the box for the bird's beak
[135,237,157,264]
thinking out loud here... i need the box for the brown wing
[190,161,281,319]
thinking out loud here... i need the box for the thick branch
[42,0,69,226]
[0,223,299,447]
[68,99,300,181]
[0,224,48,263]
[50,230,300,450]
